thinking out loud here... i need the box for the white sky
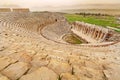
[0,0,120,11]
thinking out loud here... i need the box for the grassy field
[65,14,120,28]
[65,14,120,32]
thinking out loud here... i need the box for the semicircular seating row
[0,12,67,37]
[0,12,117,47]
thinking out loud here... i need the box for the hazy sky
[0,0,120,11]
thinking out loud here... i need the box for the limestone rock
[19,53,32,63]
[60,73,78,80]
[27,67,39,74]
[9,52,32,63]
[0,56,17,70]
[31,54,49,67]
[103,63,120,80]
[85,60,102,70]
[0,46,5,51]
[68,56,85,66]
[73,66,104,80]
[20,67,58,80]
[48,59,72,74]
[0,74,9,80]
[2,62,30,80]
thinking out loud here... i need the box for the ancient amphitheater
[0,8,120,80]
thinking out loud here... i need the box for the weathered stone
[2,62,30,80]
[20,67,58,80]
[68,56,85,66]
[72,21,112,42]
[31,59,49,67]
[48,59,72,74]
[60,73,78,80]
[0,74,9,80]
[3,50,18,56]
[73,66,104,80]
[85,60,102,70]
[31,54,49,67]
[27,67,39,74]
[9,52,32,63]
[25,50,36,56]
[0,46,5,51]
[103,64,120,80]
[0,56,17,70]
[19,53,32,63]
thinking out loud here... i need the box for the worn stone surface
[0,74,9,80]
[73,66,104,80]
[9,51,32,63]
[85,60,103,70]
[31,54,49,67]
[0,56,17,70]
[20,67,58,80]
[48,59,72,74]
[2,62,30,80]
[103,64,120,80]
[60,73,78,80]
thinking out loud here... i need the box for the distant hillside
[66,4,120,9]
[61,9,120,15]
[58,4,120,15]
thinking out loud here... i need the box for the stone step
[1,62,30,80]
[0,56,17,71]
[0,73,10,80]
[20,67,58,80]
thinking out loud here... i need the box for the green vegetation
[63,34,83,44]
[64,14,120,28]
[107,26,120,32]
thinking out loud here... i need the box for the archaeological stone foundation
[72,21,112,43]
